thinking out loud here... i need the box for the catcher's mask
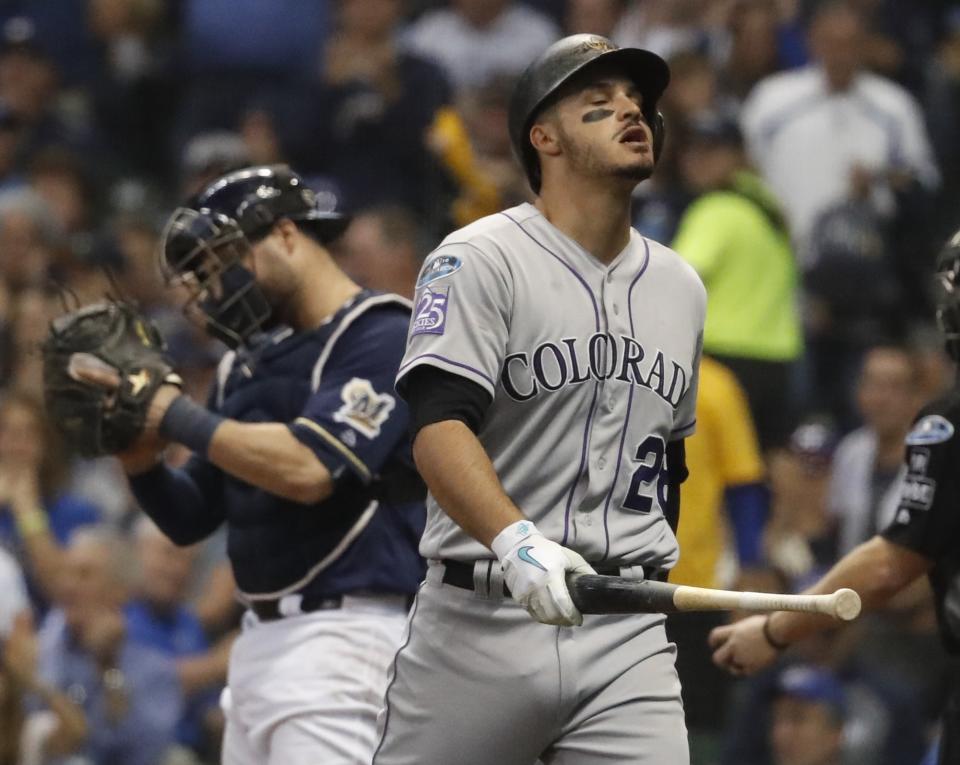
[159,207,272,349]
[935,227,960,362]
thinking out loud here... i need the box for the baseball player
[375,35,705,765]
[116,165,426,764]
[709,226,960,765]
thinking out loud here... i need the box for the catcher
[42,164,426,765]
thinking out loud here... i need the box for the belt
[249,591,414,622]
[440,559,666,599]
[250,594,344,622]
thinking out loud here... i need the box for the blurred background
[0,1,958,764]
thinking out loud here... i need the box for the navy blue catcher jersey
[882,387,960,654]
[185,290,426,599]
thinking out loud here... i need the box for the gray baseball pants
[373,561,689,765]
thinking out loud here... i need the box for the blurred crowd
[0,1,958,764]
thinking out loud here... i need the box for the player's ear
[275,218,299,254]
[530,119,562,159]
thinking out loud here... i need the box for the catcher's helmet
[934,227,960,362]
[195,164,350,244]
[508,34,670,194]
[159,165,350,349]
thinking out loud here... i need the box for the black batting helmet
[159,165,350,349]
[934,227,960,362]
[508,34,670,194]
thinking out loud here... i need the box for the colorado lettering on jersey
[500,333,688,408]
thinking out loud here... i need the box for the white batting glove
[491,520,596,626]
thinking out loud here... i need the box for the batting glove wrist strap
[491,520,539,561]
[492,521,595,627]
[159,395,225,457]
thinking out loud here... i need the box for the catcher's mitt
[42,300,182,457]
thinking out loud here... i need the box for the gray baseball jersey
[397,202,706,567]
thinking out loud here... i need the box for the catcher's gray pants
[373,561,688,765]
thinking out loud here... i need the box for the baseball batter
[374,35,705,765]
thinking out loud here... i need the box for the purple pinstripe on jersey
[499,212,601,546]
[601,237,652,559]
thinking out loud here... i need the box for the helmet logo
[580,37,617,54]
[255,185,280,200]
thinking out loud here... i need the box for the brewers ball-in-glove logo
[333,378,396,439]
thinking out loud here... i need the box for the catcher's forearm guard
[42,300,181,457]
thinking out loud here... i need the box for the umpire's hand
[492,520,596,626]
[708,616,781,676]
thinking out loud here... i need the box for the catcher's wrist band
[762,614,789,651]
[159,395,224,457]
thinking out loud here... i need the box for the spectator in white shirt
[827,344,922,555]
[740,0,939,267]
[0,545,28,638]
[404,0,559,92]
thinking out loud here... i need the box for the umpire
[710,227,960,765]
[118,165,425,764]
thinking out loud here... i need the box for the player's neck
[535,181,633,264]
[294,262,362,331]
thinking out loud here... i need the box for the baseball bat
[567,574,861,622]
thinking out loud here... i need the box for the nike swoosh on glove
[491,520,596,626]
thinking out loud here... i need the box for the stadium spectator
[0,390,99,610]
[673,111,803,450]
[611,0,711,60]
[564,0,627,37]
[404,0,559,92]
[723,653,928,765]
[764,421,839,585]
[769,665,846,765]
[1,611,88,765]
[0,17,99,162]
[173,0,329,154]
[285,0,486,228]
[740,0,939,265]
[0,189,56,293]
[828,344,922,555]
[719,0,798,105]
[0,545,28,639]
[27,148,111,272]
[925,6,960,241]
[36,526,182,765]
[84,0,178,179]
[125,517,231,759]
[336,205,424,298]
[458,74,530,209]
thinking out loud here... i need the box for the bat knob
[832,588,861,621]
